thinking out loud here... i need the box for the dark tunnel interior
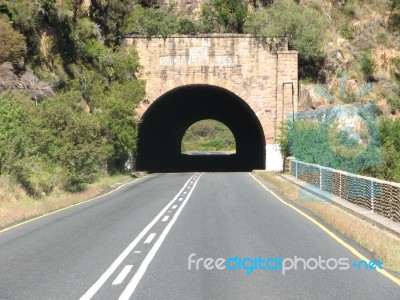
[136,85,266,172]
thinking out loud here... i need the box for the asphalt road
[0,173,399,299]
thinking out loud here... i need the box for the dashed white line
[134,251,141,254]
[162,216,169,222]
[80,174,198,300]
[144,233,156,244]
[112,265,133,285]
[172,205,177,209]
[178,198,183,201]
[118,173,202,300]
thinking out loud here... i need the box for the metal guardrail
[290,159,400,222]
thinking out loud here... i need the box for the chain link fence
[289,158,400,222]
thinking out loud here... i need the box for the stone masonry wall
[125,34,298,145]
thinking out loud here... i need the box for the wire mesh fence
[290,159,400,222]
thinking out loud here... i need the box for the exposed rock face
[163,0,203,17]
[299,84,328,110]
[0,63,56,101]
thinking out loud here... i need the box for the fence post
[371,181,374,212]
[339,173,342,198]
[319,166,322,190]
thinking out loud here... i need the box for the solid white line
[118,174,202,300]
[162,216,169,222]
[112,265,133,285]
[144,233,156,244]
[80,174,197,300]
[172,205,177,209]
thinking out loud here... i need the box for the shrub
[0,16,27,63]
[244,0,326,62]
[388,96,400,114]
[389,0,400,31]
[360,52,375,81]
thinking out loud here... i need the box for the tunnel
[136,85,266,172]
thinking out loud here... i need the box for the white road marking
[183,191,187,194]
[172,205,177,209]
[134,251,141,254]
[162,216,169,222]
[118,174,202,300]
[112,265,133,285]
[178,198,183,201]
[80,174,198,300]
[144,233,156,244]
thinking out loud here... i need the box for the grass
[256,171,400,275]
[0,173,133,230]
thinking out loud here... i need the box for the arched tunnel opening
[136,85,266,172]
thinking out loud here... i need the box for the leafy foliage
[123,4,203,37]
[0,16,27,64]
[201,0,248,33]
[360,51,375,81]
[244,0,326,62]
[364,118,400,182]
[389,0,400,31]
[181,120,236,152]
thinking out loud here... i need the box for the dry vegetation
[257,171,400,274]
[0,173,132,230]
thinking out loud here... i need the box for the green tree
[95,80,145,171]
[31,91,107,192]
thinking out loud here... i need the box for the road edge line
[0,175,149,235]
[248,172,400,287]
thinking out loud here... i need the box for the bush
[389,0,400,31]
[244,0,326,62]
[95,80,145,171]
[123,4,179,37]
[0,16,27,63]
[388,96,400,114]
[277,122,290,159]
[360,51,375,81]
[200,0,248,33]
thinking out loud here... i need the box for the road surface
[0,173,399,299]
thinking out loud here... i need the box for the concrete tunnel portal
[136,85,266,172]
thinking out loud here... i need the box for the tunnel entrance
[181,119,236,155]
[136,85,266,172]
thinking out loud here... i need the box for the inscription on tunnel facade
[160,46,238,66]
